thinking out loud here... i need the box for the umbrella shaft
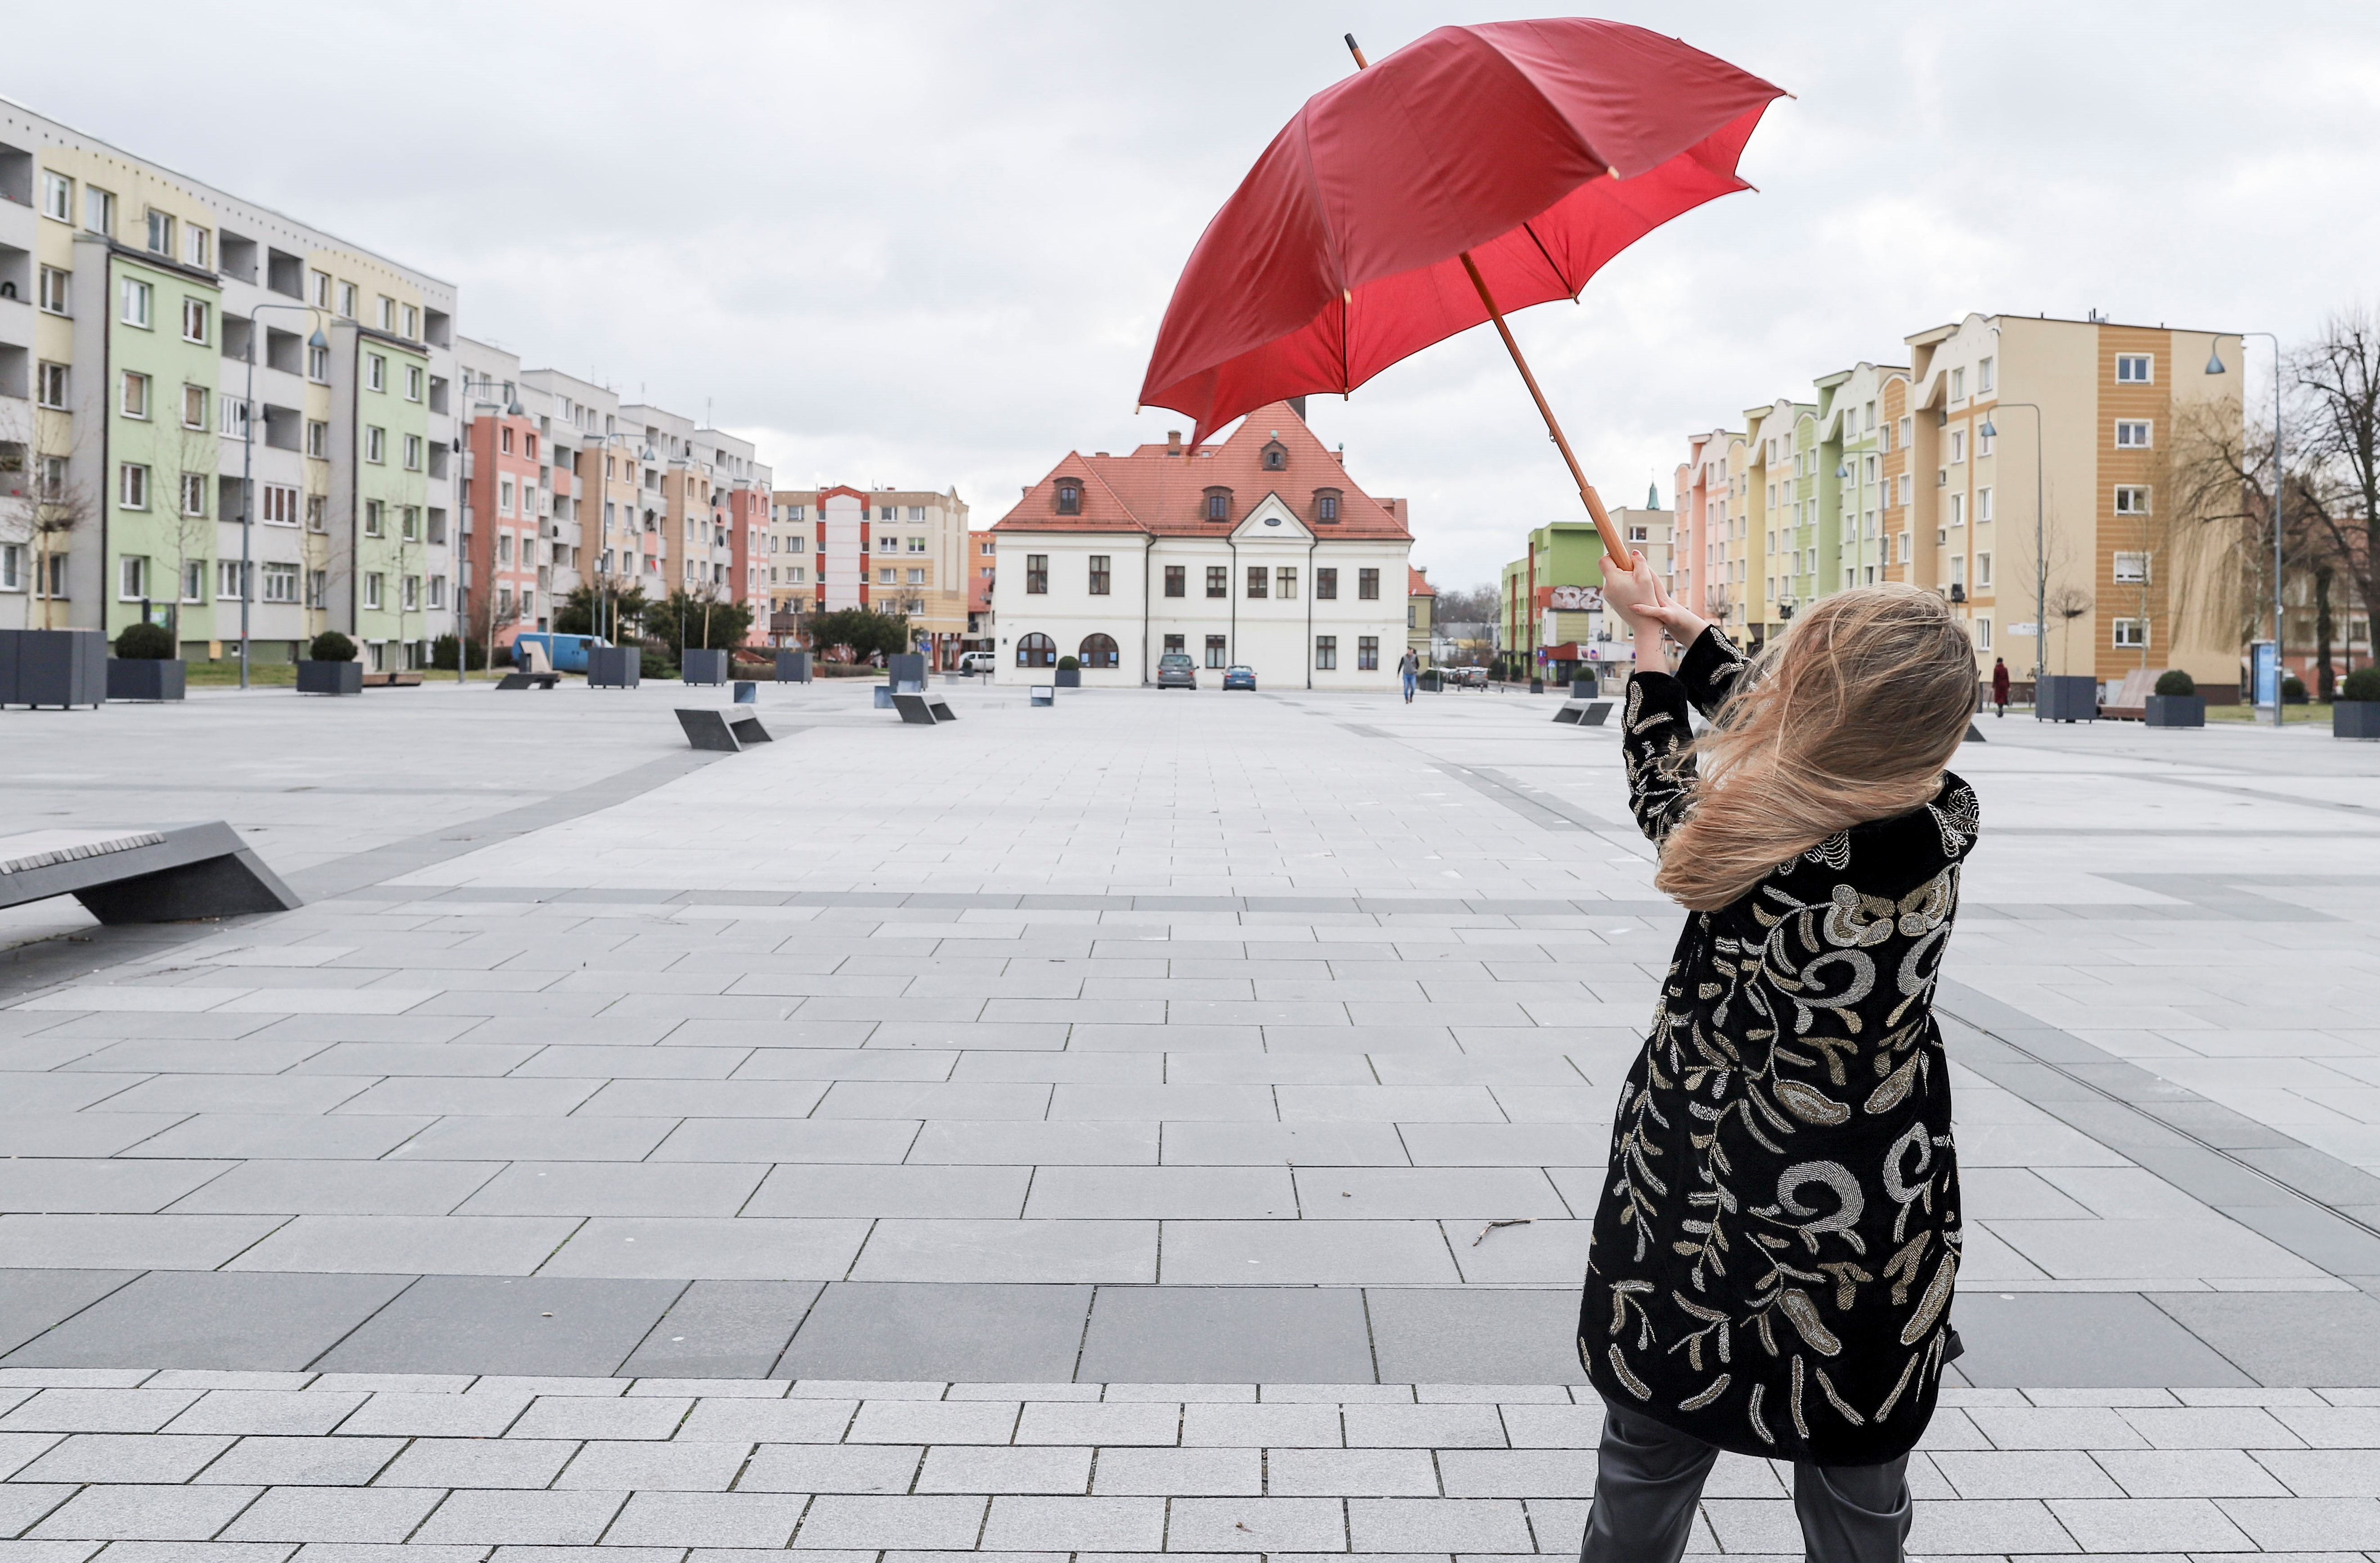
[1458,252,1635,572]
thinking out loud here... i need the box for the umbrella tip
[1344,33,1368,68]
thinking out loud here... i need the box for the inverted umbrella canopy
[1138,18,1783,564]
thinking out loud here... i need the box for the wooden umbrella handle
[1458,253,1639,576]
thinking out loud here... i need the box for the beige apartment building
[768,486,971,663]
[1899,313,2242,694]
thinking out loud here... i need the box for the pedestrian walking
[1991,656,2010,718]
[1580,557,1981,1563]
[1399,649,1419,703]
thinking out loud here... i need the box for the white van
[958,650,997,675]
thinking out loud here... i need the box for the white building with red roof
[988,403,1413,688]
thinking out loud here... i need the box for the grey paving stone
[976,1496,1165,1552]
[536,1217,868,1281]
[377,1437,579,1490]
[194,1436,408,1487]
[1435,1448,1597,1498]
[618,1281,821,1379]
[0,1272,139,1357]
[1087,1446,1261,1496]
[1293,1168,1569,1220]
[384,1117,678,1163]
[905,1122,1158,1166]
[1157,1220,1459,1284]
[651,1120,921,1164]
[848,1219,1153,1283]
[603,1491,810,1547]
[1023,1168,1296,1220]
[2215,1494,2380,1548]
[123,1116,435,1162]
[0,1159,232,1215]
[220,1488,445,1545]
[13,1433,232,1484]
[1348,1496,1533,1552]
[1156,1122,1410,1167]
[1076,1288,1374,1384]
[1366,1289,1588,1385]
[167,1161,504,1216]
[914,1445,1092,1494]
[777,1284,1091,1383]
[1266,1447,1439,1496]
[164,1392,368,1437]
[225,1216,581,1278]
[508,1396,689,1441]
[0,1115,190,1158]
[410,1490,629,1546]
[1929,1447,2128,1499]
[736,1442,919,1493]
[2,1272,410,1375]
[457,1163,768,1218]
[1180,1402,1340,1447]
[557,1440,753,1490]
[0,1486,78,1542]
[1946,1291,2258,1388]
[1345,1402,1507,1447]
[0,1215,285,1272]
[791,1494,985,1550]
[673,1397,857,1443]
[1013,1402,1177,1447]
[0,1389,203,1433]
[333,1390,533,1439]
[2094,1447,2293,1497]
[2150,1290,2380,1386]
[744,1164,1031,1219]
[25,1484,262,1541]
[310,1277,685,1378]
[1168,1496,1346,1552]
[847,1399,1019,1445]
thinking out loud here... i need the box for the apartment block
[1673,427,1747,639]
[1494,504,1669,681]
[1,96,458,668]
[769,484,971,665]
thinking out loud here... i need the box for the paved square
[2,677,2378,1554]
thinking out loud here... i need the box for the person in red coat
[1991,657,2011,718]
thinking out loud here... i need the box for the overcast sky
[16,1,2378,591]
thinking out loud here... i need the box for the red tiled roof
[1407,566,1436,597]
[991,403,1410,539]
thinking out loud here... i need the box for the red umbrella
[1138,20,1784,569]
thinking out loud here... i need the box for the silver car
[1156,653,1198,689]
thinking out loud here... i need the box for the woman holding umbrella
[1579,558,1979,1560]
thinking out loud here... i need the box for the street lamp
[2205,334,2283,727]
[238,305,329,690]
[1978,404,2046,721]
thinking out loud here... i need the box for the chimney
[1287,395,1308,421]
[1167,430,1182,455]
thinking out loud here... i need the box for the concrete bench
[0,823,303,924]
[1553,700,1613,727]
[496,672,561,691]
[676,708,773,752]
[929,699,956,721]
[892,693,942,726]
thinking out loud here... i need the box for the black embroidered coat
[1580,626,1976,1466]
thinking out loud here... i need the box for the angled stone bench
[1553,700,1612,727]
[0,824,302,924]
[676,708,774,752]
[892,693,942,726]
[495,672,561,691]
[928,699,957,722]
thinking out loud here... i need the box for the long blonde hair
[1655,586,1977,910]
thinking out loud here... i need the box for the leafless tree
[2292,308,2379,677]
[0,400,97,630]
[2047,586,2093,676]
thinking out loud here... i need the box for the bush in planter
[1058,655,1080,671]
[2342,667,2380,703]
[310,631,357,663]
[2154,670,2196,697]
[2282,674,2308,704]
[115,622,175,659]
[638,649,676,681]
[429,633,488,671]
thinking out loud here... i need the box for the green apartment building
[1497,498,1667,682]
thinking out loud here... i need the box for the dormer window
[1262,436,1288,471]
[1204,486,1232,521]
[1054,479,1082,515]
[1314,488,1343,523]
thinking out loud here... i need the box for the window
[1276,567,1297,600]
[906,568,924,585]
[878,567,897,584]
[500,427,513,455]
[2115,354,2153,384]
[402,304,418,339]
[262,484,299,525]
[305,420,328,458]
[364,572,383,610]
[1949,430,1966,464]
[376,296,395,331]
[337,281,358,319]
[2115,420,2151,448]
[1315,635,1338,670]
[1245,565,1268,599]
[403,434,422,470]
[1976,617,1992,649]
[877,532,898,552]
[36,362,67,409]
[1358,567,1379,600]
[118,462,149,510]
[307,343,329,382]
[181,296,209,344]
[84,185,115,234]
[1205,634,1227,668]
[120,278,152,328]
[2113,618,2147,648]
[498,531,514,565]
[366,354,386,392]
[186,227,210,269]
[0,544,19,592]
[40,171,71,223]
[262,562,297,603]
[1078,633,1119,669]
[119,371,150,420]
[179,473,206,517]
[2113,552,2149,583]
[402,574,419,611]
[1025,554,1047,594]
[1015,632,1056,667]
[428,575,446,609]
[1977,357,1995,394]
[181,560,206,606]
[364,500,384,537]
[1317,567,1338,600]
[145,209,175,254]
[1977,552,1993,588]
[786,535,805,553]
[402,506,421,541]
[1316,490,1341,522]
[37,266,69,314]
[907,536,926,553]
[305,568,326,606]
[1055,480,1081,515]
[181,383,207,430]
[2113,486,2150,515]
[119,555,148,600]
[1977,487,1993,525]
[1358,635,1380,671]
[1205,566,1227,598]
[1204,487,1231,521]
[365,426,385,464]
[310,270,331,307]
[1163,565,1185,598]
[1976,425,1993,457]
[1950,367,1965,400]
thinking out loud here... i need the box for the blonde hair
[1654,586,1977,911]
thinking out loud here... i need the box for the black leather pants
[1578,1400,1913,1563]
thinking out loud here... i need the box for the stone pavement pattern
[1,678,2378,1557]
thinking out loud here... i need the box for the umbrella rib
[1516,219,1576,298]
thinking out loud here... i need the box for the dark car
[1221,664,1257,691]
[1157,653,1198,689]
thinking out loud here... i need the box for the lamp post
[1976,405,2046,720]
[238,305,328,690]
[2205,334,2282,727]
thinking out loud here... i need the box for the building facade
[1496,505,1670,682]
[1407,566,1436,667]
[989,406,1410,688]
[767,485,970,663]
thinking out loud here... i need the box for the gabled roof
[992,403,1409,539]
[1408,567,1436,597]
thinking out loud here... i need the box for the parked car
[1453,666,1490,689]
[958,650,996,674]
[1222,664,1257,691]
[512,632,610,674]
[1156,652,1198,689]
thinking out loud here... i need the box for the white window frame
[36,361,68,409]
[84,185,115,234]
[1976,617,1992,650]
[181,382,207,430]
[2115,420,2152,449]
[364,499,384,537]
[403,434,423,471]
[1977,356,1995,395]
[119,554,148,600]
[261,562,298,604]
[118,463,149,511]
[181,296,209,344]
[1977,551,1993,589]
[364,425,385,464]
[366,353,386,392]
[185,226,210,269]
[2113,618,2148,648]
[2116,354,2153,384]
[120,277,152,328]
[36,265,69,315]
[337,280,358,318]
[305,420,328,458]
[179,471,207,518]
[1977,487,1993,525]
[2113,552,2149,584]
[40,170,71,223]
[2114,486,2151,516]
[404,364,423,401]
[363,572,383,610]
[119,370,150,420]
[261,484,299,526]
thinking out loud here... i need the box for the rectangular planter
[888,653,926,692]
[107,659,186,702]
[681,649,729,685]
[587,646,640,688]
[296,660,363,696]
[1054,667,1082,688]
[776,650,811,684]
[2144,694,2204,728]
[2336,701,2380,740]
[2037,674,2098,722]
[0,628,108,708]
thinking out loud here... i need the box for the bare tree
[165,420,221,639]
[2292,309,2378,679]
[2048,586,2093,676]
[0,397,101,631]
